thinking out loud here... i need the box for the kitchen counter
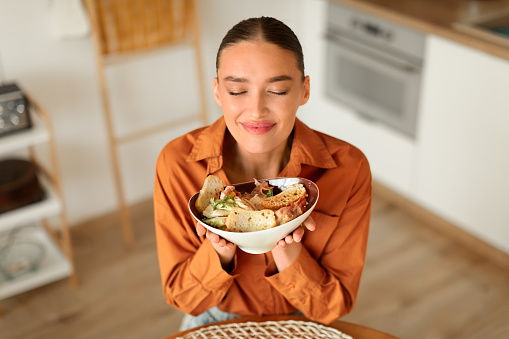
[333,0,509,60]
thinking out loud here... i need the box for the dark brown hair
[216,17,305,80]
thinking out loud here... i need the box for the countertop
[332,0,509,61]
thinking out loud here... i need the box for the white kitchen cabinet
[413,35,509,253]
[0,97,75,303]
[305,99,417,198]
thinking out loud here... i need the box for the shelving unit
[0,95,76,313]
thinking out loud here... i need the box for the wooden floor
[1,193,508,339]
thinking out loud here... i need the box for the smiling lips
[241,121,276,135]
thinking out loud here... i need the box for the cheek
[222,100,243,121]
[276,96,301,120]
[222,101,243,130]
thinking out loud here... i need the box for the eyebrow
[223,75,294,83]
[267,75,293,83]
[223,76,248,83]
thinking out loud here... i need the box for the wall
[0,0,302,225]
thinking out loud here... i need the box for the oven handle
[325,32,422,74]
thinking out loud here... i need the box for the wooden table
[164,315,399,339]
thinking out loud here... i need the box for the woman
[154,17,371,330]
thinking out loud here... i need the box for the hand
[196,223,236,271]
[275,215,316,248]
[271,215,316,272]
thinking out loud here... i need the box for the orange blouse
[154,117,371,325]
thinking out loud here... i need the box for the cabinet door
[414,35,509,253]
[300,97,416,198]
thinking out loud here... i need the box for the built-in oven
[325,2,426,138]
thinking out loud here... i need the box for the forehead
[217,41,300,76]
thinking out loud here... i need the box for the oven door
[325,33,422,138]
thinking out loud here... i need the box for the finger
[293,226,304,242]
[224,239,236,248]
[278,239,286,247]
[217,238,226,247]
[196,222,206,236]
[207,231,220,243]
[285,234,294,244]
[302,215,316,231]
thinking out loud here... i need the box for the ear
[300,76,310,106]
[213,77,223,107]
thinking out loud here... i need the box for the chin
[241,139,281,155]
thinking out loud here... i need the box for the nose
[250,90,268,119]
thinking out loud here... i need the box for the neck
[223,132,292,183]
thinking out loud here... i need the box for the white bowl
[0,241,45,280]
[188,177,319,254]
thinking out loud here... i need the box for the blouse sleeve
[265,157,372,324]
[154,147,236,316]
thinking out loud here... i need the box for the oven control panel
[327,1,426,62]
[0,83,31,137]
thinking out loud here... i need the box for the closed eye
[269,91,288,96]
[229,91,247,96]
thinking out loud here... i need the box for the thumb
[302,215,316,231]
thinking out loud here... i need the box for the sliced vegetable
[202,216,227,229]
[210,195,237,210]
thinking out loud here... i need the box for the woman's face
[213,40,310,155]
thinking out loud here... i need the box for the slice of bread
[195,175,224,213]
[260,184,307,211]
[225,208,276,232]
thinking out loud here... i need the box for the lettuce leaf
[202,217,227,230]
[210,196,236,210]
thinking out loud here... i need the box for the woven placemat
[176,320,354,339]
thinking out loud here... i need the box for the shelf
[0,223,72,300]
[0,106,49,155]
[0,93,75,309]
[0,174,61,233]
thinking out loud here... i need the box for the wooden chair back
[83,0,207,246]
[86,0,195,56]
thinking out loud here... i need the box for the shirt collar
[186,117,336,175]
[186,117,225,174]
[291,118,336,169]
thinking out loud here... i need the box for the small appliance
[0,83,31,137]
